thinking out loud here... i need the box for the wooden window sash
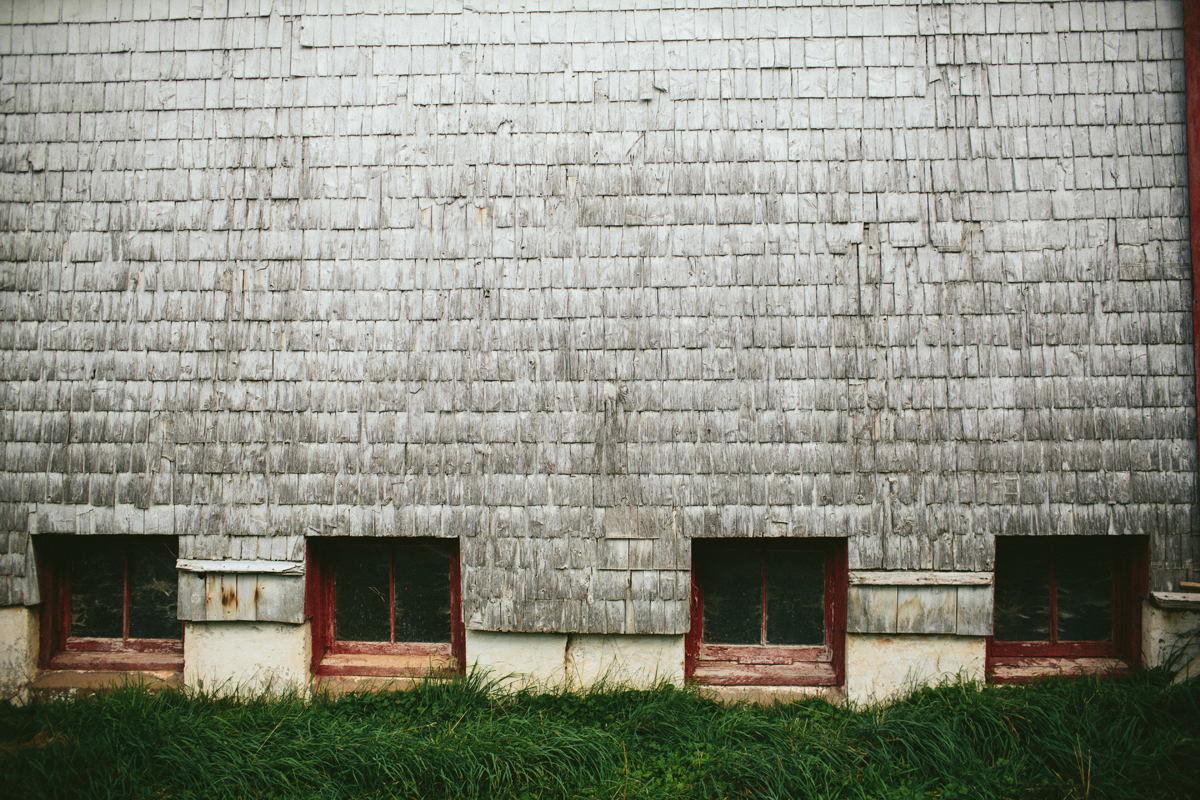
[988,537,1147,683]
[686,540,846,687]
[309,539,465,678]
[38,536,183,673]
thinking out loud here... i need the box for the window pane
[702,551,762,645]
[128,540,179,639]
[765,551,825,646]
[334,545,391,642]
[994,539,1051,642]
[70,539,124,639]
[1056,540,1112,642]
[393,545,452,643]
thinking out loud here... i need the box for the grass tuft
[2,667,1198,799]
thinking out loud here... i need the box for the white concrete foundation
[1143,600,1200,677]
[184,621,310,697]
[466,631,685,691]
[0,606,38,703]
[845,633,986,705]
[465,631,569,689]
[565,634,684,689]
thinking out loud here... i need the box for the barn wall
[0,0,1196,647]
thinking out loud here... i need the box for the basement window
[686,539,846,686]
[988,536,1147,683]
[308,539,464,680]
[37,535,182,673]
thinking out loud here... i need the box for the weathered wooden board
[177,559,304,575]
[692,660,838,687]
[847,585,899,634]
[955,585,994,636]
[850,571,992,586]
[181,573,305,624]
[896,587,957,635]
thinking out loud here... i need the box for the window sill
[988,656,1131,684]
[31,668,182,699]
[315,649,458,678]
[47,650,184,673]
[314,675,434,697]
[692,645,839,686]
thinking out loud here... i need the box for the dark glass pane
[702,551,762,645]
[994,539,1052,642]
[128,539,179,639]
[1056,540,1112,642]
[765,551,825,645]
[334,545,391,642]
[393,545,452,643]
[70,539,124,639]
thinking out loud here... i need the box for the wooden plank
[847,585,898,633]
[253,574,306,624]
[849,570,993,586]
[177,571,207,621]
[692,660,838,686]
[176,559,305,575]
[205,573,252,621]
[48,650,184,673]
[317,652,457,678]
[1150,591,1200,610]
[955,585,993,636]
[700,644,828,664]
[989,657,1130,684]
[896,586,957,634]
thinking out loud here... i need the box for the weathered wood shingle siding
[0,1,1196,632]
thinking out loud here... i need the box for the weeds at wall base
[0,666,1197,799]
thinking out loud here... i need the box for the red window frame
[307,538,465,679]
[685,539,847,687]
[987,536,1148,683]
[37,535,183,673]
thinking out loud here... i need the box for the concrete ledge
[1150,592,1200,610]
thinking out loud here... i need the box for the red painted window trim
[306,538,465,679]
[1185,1,1200,427]
[987,536,1148,684]
[36,535,183,674]
[685,539,847,687]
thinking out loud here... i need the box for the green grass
[1,668,1197,800]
